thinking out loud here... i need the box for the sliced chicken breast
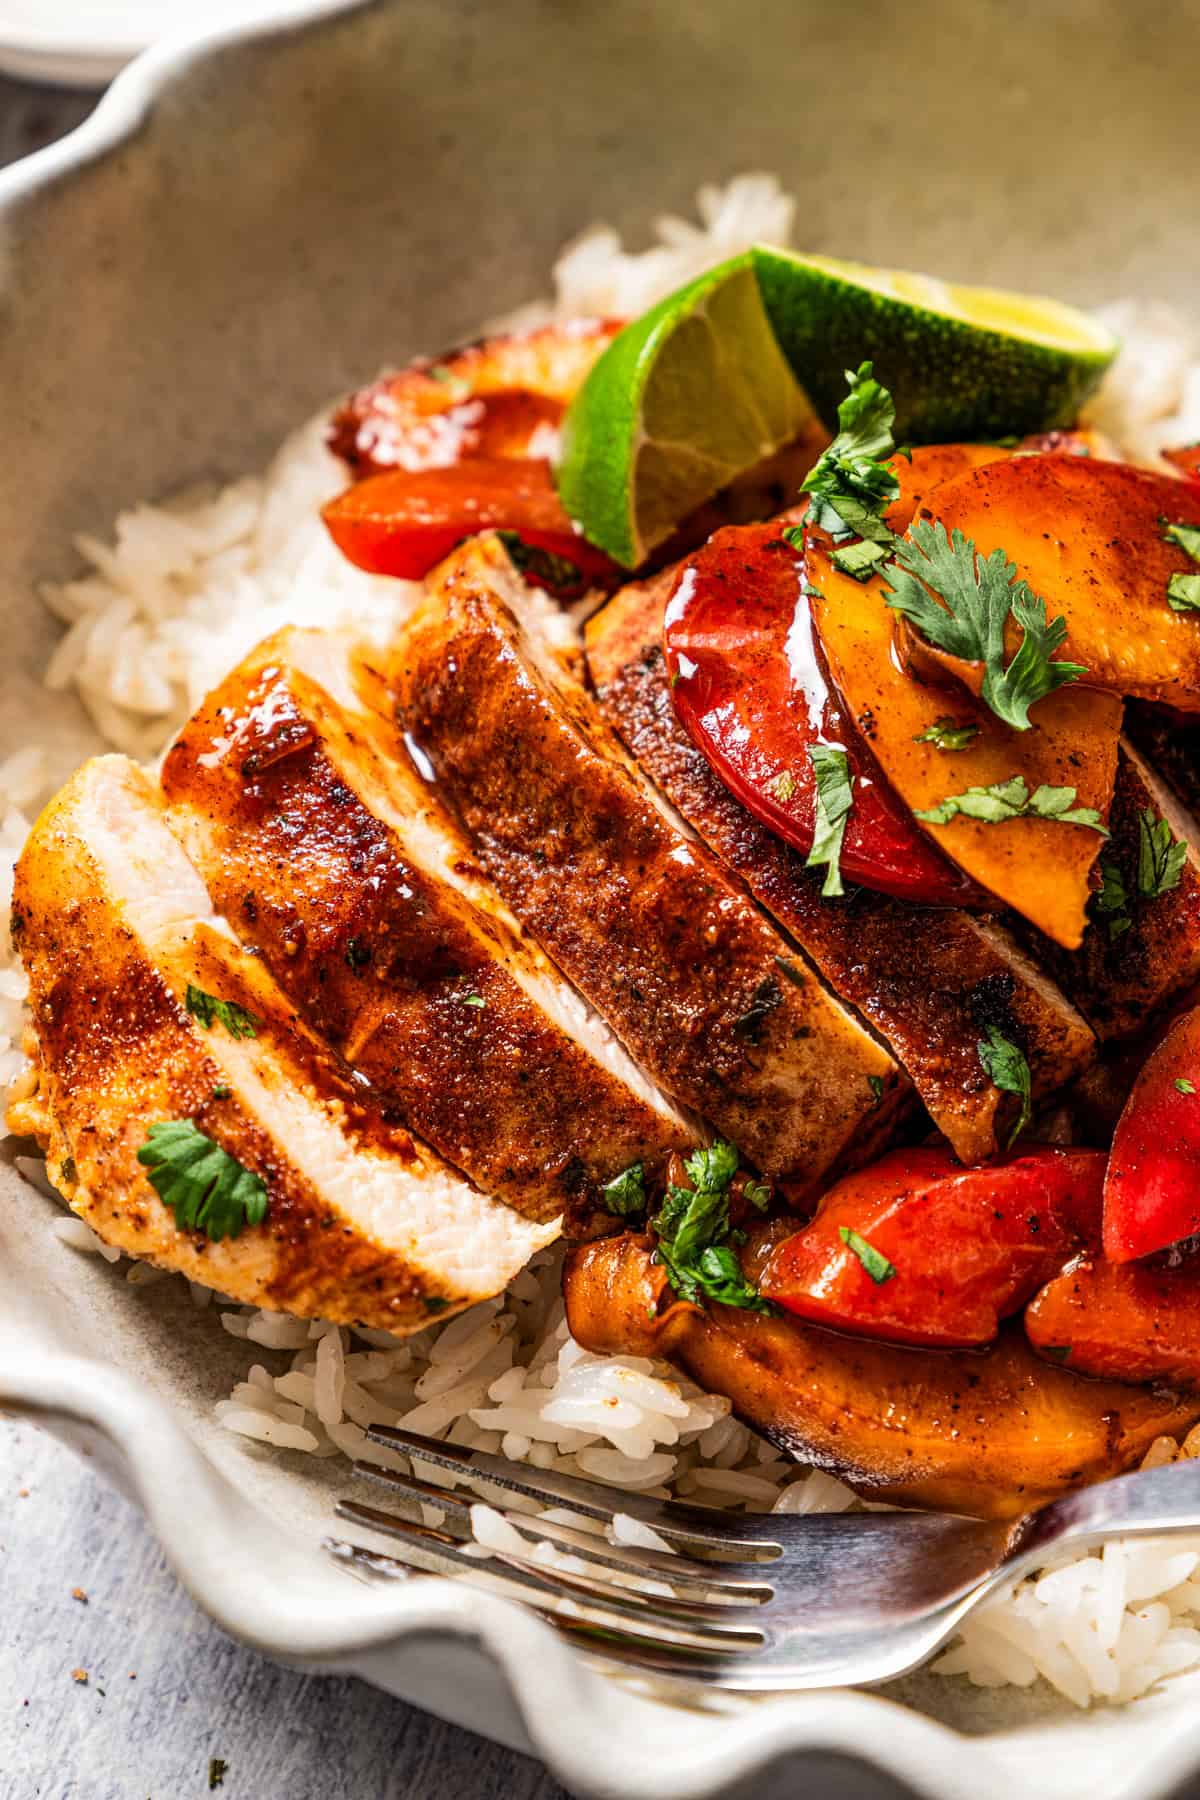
[585,573,1096,1163]
[160,627,693,1225]
[8,756,555,1329]
[390,535,906,1192]
[1029,742,1200,1041]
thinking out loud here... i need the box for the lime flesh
[556,255,810,568]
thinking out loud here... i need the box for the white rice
[10,172,1200,1710]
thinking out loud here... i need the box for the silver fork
[328,1424,1200,1691]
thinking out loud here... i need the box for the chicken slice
[585,572,1096,1163]
[160,627,692,1226]
[1028,742,1200,1041]
[8,756,556,1329]
[390,535,906,1193]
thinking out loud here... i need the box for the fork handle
[1011,1455,1200,1572]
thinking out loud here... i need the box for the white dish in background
[3,3,1200,1797]
[0,0,354,86]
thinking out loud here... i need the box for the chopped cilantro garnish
[838,1226,895,1284]
[770,770,797,802]
[1137,808,1188,901]
[1168,574,1200,612]
[913,718,980,752]
[684,1141,740,1193]
[867,1074,885,1108]
[1093,811,1184,940]
[806,744,854,897]
[799,363,900,556]
[211,1084,232,1101]
[427,364,455,384]
[1042,1344,1072,1363]
[185,984,259,1040]
[977,1025,1033,1148]
[208,1759,228,1791]
[650,1139,770,1314]
[137,1121,267,1241]
[461,992,486,1008]
[1176,1078,1197,1096]
[831,537,894,581]
[425,1295,450,1313]
[1095,860,1132,939]
[1163,519,1200,609]
[1164,520,1200,561]
[601,1161,646,1217]
[915,775,1107,834]
[884,519,1087,732]
[743,1179,771,1211]
[345,937,373,970]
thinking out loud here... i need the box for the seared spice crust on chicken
[161,627,692,1226]
[391,534,907,1193]
[11,757,555,1329]
[585,569,1096,1162]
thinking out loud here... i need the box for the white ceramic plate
[3,3,1200,1795]
[0,0,354,87]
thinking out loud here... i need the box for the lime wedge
[752,247,1118,443]
[556,254,810,568]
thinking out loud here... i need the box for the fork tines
[328,1422,778,1663]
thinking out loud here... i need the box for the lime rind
[557,245,1120,566]
[752,246,1118,444]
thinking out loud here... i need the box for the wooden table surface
[0,70,569,1800]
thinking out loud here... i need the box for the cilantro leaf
[1164,520,1200,562]
[838,1226,895,1284]
[601,1162,646,1217]
[977,1025,1032,1148]
[461,992,486,1008]
[684,1140,740,1193]
[1168,574,1200,612]
[1095,860,1132,939]
[799,363,900,553]
[867,1074,885,1108]
[689,1244,771,1311]
[1137,808,1188,901]
[915,775,1108,834]
[831,537,894,581]
[913,718,980,752]
[137,1121,268,1241]
[1163,519,1200,609]
[806,744,854,897]
[743,1179,772,1211]
[185,984,260,1040]
[884,520,1087,730]
[1176,1078,1197,1096]
[650,1140,770,1314]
